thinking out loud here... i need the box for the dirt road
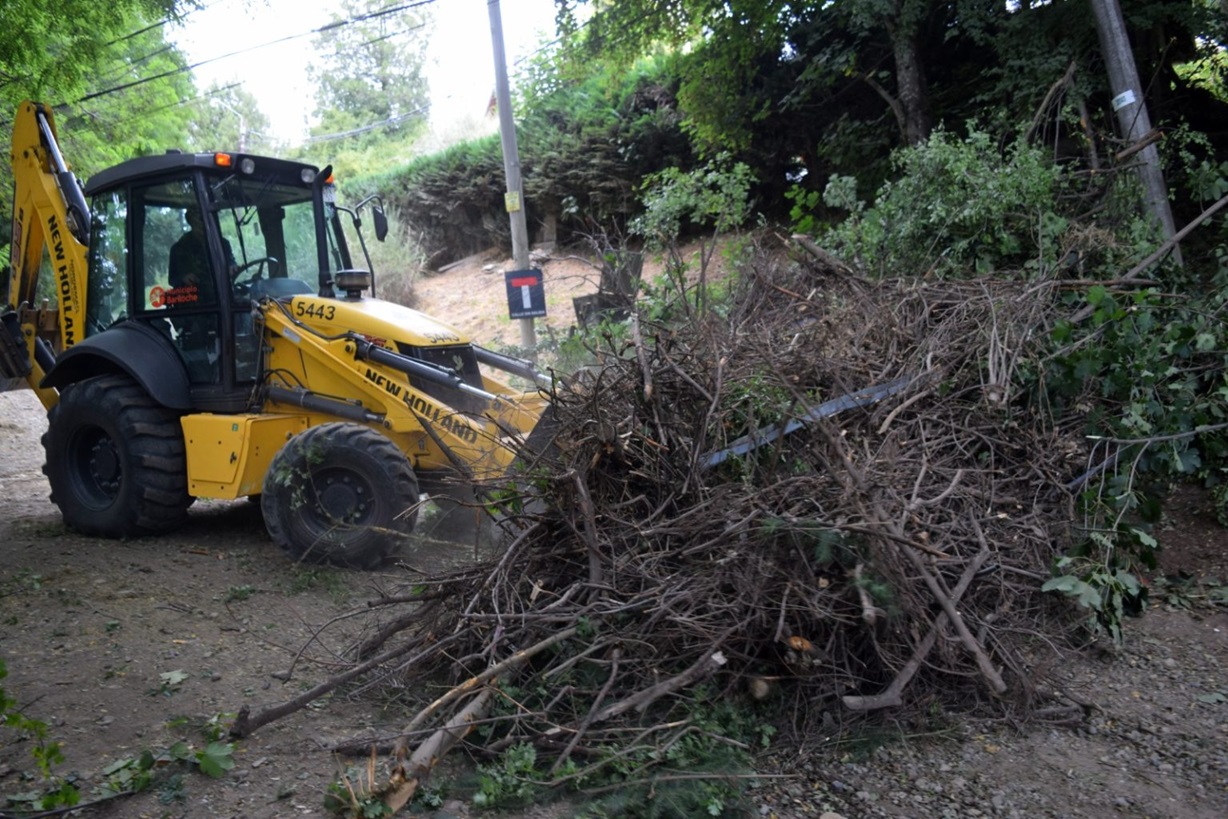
[3,251,1228,817]
[0,388,439,817]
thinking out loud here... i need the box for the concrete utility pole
[487,0,536,353]
[1089,0,1182,265]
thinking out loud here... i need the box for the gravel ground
[3,389,1228,819]
[747,588,1228,819]
[418,550,1228,819]
[4,233,1228,817]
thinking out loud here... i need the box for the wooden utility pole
[1089,0,1182,265]
[487,0,537,353]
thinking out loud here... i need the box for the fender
[40,321,192,409]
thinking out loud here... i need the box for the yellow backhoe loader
[2,101,550,568]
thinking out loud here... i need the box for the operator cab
[82,152,354,412]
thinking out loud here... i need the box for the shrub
[810,125,1066,278]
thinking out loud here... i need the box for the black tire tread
[262,422,419,569]
[42,374,191,536]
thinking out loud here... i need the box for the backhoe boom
[4,101,90,408]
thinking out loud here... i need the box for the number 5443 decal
[295,301,336,321]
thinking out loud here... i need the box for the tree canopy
[0,0,200,249]
[307,0,430,145]
[186,83,274,155]
[0,0,185,107]
[556,0,1227,212]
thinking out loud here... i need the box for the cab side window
[85,191,129,337]
[132,179,217,310]
[130,178,221,385]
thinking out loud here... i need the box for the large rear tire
[261,423,419,569]
[42,374,192,536]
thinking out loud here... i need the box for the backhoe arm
[3,101,91,406]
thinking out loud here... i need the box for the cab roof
[84,151,321,196]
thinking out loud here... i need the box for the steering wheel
[232,256,280,287]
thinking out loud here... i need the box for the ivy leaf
[102,757,136,776]
[1041,575,1080,593]
[159,670,189,688]
[1113,570,1141,597]
[1196,692,1226,705]
[1042,576,1102,610]
[1131,529,1157,550]
[196,741,236,779]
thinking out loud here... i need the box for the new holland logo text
[48,214,76,345]
[364,368,478,443]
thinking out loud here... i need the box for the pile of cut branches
[237,240,1105,812]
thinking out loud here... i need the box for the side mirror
[373,206,388,242]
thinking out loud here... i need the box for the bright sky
[168,0,561,145]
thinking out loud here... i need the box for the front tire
[261,423,419,569]
[42,374,192,536]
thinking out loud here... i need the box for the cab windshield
[208,174,342,293]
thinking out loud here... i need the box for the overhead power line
[11,0,572,147]
[305,104,432,142]
[76,0,437,106]
[73,82,244,134]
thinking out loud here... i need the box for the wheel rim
[310,467,376,531]
[265,423,420,567]
[67,426,122,509]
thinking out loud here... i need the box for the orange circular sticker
[150,286,166,308]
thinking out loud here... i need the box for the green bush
[809,126,1066,278]
[631,153,756,248]
[357,57,693,265]
[1036,281,1228,639]
[359,201,429,308]
[356,134,507,265]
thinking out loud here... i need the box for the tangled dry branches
[236,240,1107,810]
